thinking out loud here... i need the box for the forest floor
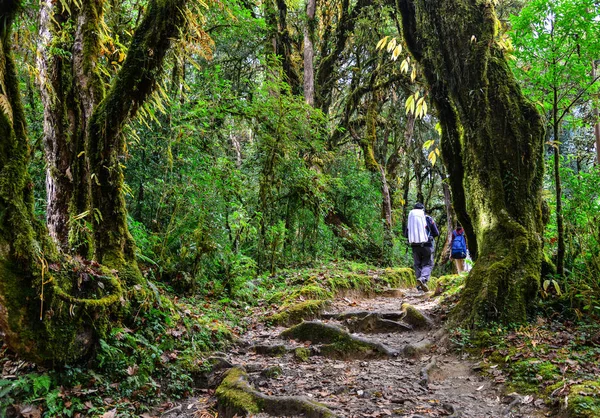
[158,286,552,418]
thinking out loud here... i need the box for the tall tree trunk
[593,60,600,165]
[380,166,394,265]
[37,0,103,256]
[552,106,564,276]
[397,0,545,325]
[440,178,455,266]
[303,0,316,105]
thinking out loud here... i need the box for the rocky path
[162,288,551,418]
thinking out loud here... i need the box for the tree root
[345,313,413,333]
[419,356,437,387]
[320,311,405,321]
[280,321,399,359]
[216,367,336,418]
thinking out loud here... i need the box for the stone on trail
[401,302,433,329]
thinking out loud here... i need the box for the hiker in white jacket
[406,202,436,291]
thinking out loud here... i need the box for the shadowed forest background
[0,0,599,416]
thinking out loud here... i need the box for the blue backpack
[451,230,467,259]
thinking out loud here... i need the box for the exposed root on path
[215,367,336,418]
[419,355,437,387]
[345,313,413,333]
[280,321,399,359]
[320,311,405,321]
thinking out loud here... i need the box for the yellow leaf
[410,67,416,82]
[428,151,437,166]
[376,36,389,50]
[392,44,402,61]
[422,100,428,116]
[405,95,415,115]
[400,59,409,73]
[387,38,397,53]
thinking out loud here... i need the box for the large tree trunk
[0,0,190,364]
[397,0,545,325]
[1,2,118,364]
[303,0,316,106]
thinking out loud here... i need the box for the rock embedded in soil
[401,302,433,329]
[265,300,330,326]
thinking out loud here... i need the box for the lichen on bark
[397,0,545,325]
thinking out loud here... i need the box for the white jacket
[407,209,429,244]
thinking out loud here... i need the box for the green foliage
[544,161,600,317]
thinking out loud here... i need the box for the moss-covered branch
[87,0,189,268]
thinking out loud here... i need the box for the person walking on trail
[450,224,468,274]
[407,202,439,292]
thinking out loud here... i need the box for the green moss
[294,347,311,362]
[507,359,560,394]
[567,380,600,418]
[436,274,465,296]
[262,365,283,378]
[216,368,262,415]
[289,284,332,301]
[380,268,416,288]
[266,299,328,326]
[319,338,372,359]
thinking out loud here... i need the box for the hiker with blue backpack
[450,224,468,273]
[406,203,439,292]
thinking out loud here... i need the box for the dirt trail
[162,288,551,418]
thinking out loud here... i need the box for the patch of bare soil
[159,289,553,418]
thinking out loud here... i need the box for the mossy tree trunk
[0,1,99,364]
[397,0,545,325]
[38,0,104,255]
[0,0,190,364]
[38,0,188,270]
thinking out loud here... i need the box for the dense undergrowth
[0,261,412,417]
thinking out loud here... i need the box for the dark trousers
[412,243,434,282]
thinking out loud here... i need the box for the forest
[0,0,599,416]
